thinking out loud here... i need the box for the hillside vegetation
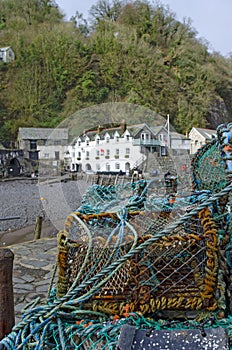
[0,0,232,141]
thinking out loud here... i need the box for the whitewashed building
[67,122,190,174]
[0,46,15,63]
[189,127,217,154]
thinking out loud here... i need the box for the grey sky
[56,0,231,57]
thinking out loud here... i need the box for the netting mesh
[57,205,219,319]
[192,140,228,193]
[1,123,232,349]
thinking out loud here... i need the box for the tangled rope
[0,181,231,349]
[1,122,232,349]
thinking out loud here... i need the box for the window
[115,163,120,170]
[96,150,100,156]
[126,135,130,141]
[55,151,60,160]
[126,148,130,154]
[86,140,89,146]
[78,141,81,147]
[106,149,110,156]
[30,140,37,150]
[116,149,119,155]
[44,153,49,158]
[86,151,89,157]
[104,132,110,143]
[161,147,167,156]
[106,163,110,171]
[116,136,119,142]
[96,138,100,145]
[54,140,61,145]
[141,132,150,141]
[78,152,81,158]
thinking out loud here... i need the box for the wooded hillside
[0,0,232,142]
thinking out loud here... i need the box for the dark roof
[85,126,121,139]
[81,122,170,141]
[127,123,150,136]
[150,126,167,134]
[18,127,68,140]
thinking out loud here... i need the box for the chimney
[120,119,126,134]
[97,125,102,134]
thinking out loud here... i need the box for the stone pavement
[8,237,58,324]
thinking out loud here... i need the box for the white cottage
[0,46,15,62]
[189,127,217,154]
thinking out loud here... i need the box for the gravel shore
[0,178,85,244]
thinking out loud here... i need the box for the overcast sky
[55,0,231,57]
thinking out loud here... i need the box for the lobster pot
[191,128,232,255]
[192,139,228,193]
[191,129,231,218]
[57,207,220,318]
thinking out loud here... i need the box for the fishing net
[58,207,219,317]
[1,123,232,349]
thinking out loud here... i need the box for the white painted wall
[189,128,205,154]
[68,135,143,173]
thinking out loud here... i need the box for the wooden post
[0,248,15,340]
[34,216,43,240]
[100,176,104,186]
[114,174,118,185]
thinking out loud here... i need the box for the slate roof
[80,122,171,141]
[127,123,153,136]
[150,126,166,134]
[18,127,68,140]
[194,127,217,140]
[170,131,189,140]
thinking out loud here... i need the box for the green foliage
[0,0,232,141]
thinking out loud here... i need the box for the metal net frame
[1,123,232,349]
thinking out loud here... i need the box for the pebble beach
[0,178,85,245]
